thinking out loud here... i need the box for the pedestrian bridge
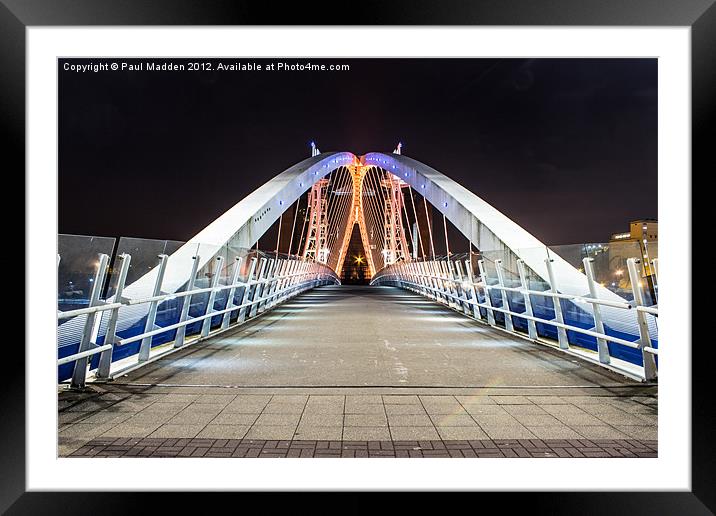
[57,147,659,391]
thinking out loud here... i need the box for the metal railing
[370,256,658,381]
[58,253,340,388]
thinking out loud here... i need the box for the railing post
[477,259,496,326]
[200,256,224,337]
[258,259,275,313]
[494,259,514,332]
[583,257,610,364]
[220,257,243,330]
[174,255,200,348]
[96,253,132,379]
[463,259,482,321]
[516,259,538,340]
[70,253,110,389]
[454,261,470,315]
[544,258,569,350]
[238,257,258,323]
[138,254,169,362]
[249,257,268,318]
[627,257,658,380]
[269,259,283,307]
[651,258,659,303]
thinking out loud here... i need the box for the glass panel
[57,234,116,382]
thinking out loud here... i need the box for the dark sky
[59,58,657,246]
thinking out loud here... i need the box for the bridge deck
[112,285,635,388]
[58,286,657,457]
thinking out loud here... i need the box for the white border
[27,27,691,491]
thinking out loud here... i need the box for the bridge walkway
[58,286,657,457]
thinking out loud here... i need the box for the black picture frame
[5,0,711,512]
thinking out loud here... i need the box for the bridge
[57,146,658,458]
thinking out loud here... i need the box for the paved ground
[58,286,657,457]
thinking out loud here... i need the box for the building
[608,218,658,301]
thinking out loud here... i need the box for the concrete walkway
[58,286,657,457]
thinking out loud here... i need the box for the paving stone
[527,396,570,405]
[149,424,205,438]
[384,404,428,416]
[345,395,382,406]
[344,404,385,415]
[490,396,533,405]
[455,395,496,406]
[503,405,549,415]
[525,426,584,439]
[551,413,605,426]
[429,414,478,427]
[100,423,162,438]
[342,427,391,441]
[471,414,521,427]
[268,395,308,404]
[344,414,388,427]
[613,425,658,440]
[294,426,343,440]
[594,412,656,426]
[463,405,508,416]
[387,414,434,427]
[197,425,251,439]
[573,426,630,439]
[436,426,489,440]
[390,426,440,440]
[211,412,261,425]
[194,394,237,405]
[382,395,421,405]
[510,414,563,427]
[262,403,306,414]
[255,413,302,426]
[298,413,344,427]
[482,425,536,440]
[223,396,272,412]
[245,426,297,440]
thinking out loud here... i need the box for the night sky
[59,58,657,246]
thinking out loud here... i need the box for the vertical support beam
[516,259,538,340]
[249,257,268,318]
[544,258,569,350]
[627,257,658,380]
[221,257,244,330]
[70,253,110,389]
[96,253,132,379]
[651,258,659,303]
[583,257,610,364]
[477,259,496,326]
[200,256,224,337]
[174,255,200,348]
[494,259,514,332]
[238,257,258,324]
[139,254,169,362]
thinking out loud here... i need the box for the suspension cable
[424,196,436,260]
[408,186,426,259]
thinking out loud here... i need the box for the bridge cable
[407,185,426,259]
[296,187,311,259]
[443,213,451,258]
[287,195,301,256]
[362,166,384,270]
[423,196,436,260]
[400,186,414,259]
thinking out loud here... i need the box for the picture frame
[5,0,711,510]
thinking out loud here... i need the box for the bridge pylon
[302,178,330,264]
[381,172,410,266]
